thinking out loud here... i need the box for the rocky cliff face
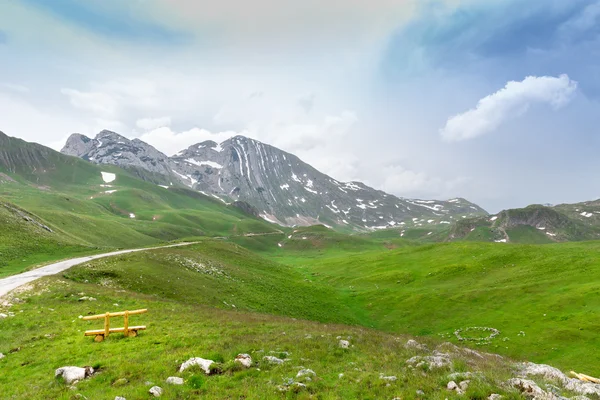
[61,131,488,230]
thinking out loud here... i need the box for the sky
[1,0,600,212]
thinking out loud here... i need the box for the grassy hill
[0,242,534,399]
[0,132,282,276]
[283,240,600,372]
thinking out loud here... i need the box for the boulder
[263,356,285,364]
[520,362,600,397]
[166,377,184,385]
[179,357,214,374]
[235,354,252,368]
[405,339,428,351]
[297,369,316,378]
[55,366,94,385]
[149,386,163,397]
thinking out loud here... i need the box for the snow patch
[101,172,116,183]
[129,213,136,219]
[280,184,290,190]
[185,159,223,169]
[490,216,498,221]
[581,211,593,218]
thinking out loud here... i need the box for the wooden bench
[82,309,147,342]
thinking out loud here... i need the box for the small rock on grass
[235,354,252,368]
[149,386,163,397]
[166,377,184,385]
[55,366,94,385]
[179,357,214,374]
[263,356,285,364]
[339,340,350,349]
[115,397,126,400]
[0,353,5,360]
[297,369,316,378]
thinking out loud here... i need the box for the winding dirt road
[0,242,199,298]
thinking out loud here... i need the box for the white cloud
[61,88,119,117]
[136,116,172,130]
[440,74,578,142]
[379,164,470,199]
[1,83,30,93]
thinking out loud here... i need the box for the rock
[405,339,428,351]
[0,353,4,359]
[166,377,184,385]
[380,375,397,382]
[235,354,252,368]
[338,373,344,379]
[0,313,7,319]
[297,369,316,379]
[78,296,96,301]
[459,380,470,391]
[416,389,425,396]
[447,381,458,390]
[263,356,285,364]
[55,366,94,385]
[149,386,163,397]
[406,353,452,369]
[520,362,600,397]
[179,357,214,374]
[339,340,350,349]
[508,378,552,398]
[115,397,126,400]
[488,395,502,400]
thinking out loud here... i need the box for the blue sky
[1,0,599,212]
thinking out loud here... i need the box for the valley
[2,132,600,399]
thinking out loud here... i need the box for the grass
[283,241,600,372]
[0,252,522,400]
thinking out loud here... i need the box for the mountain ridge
[61,130,488,230]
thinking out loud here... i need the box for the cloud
[136,116,172,130]
[61,88,119,117]
[440,74,578,142]
[1,83,29,93]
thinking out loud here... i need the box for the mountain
[447,203,600,243]
[61,131,488,229]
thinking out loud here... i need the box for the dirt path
[0,242,199,298]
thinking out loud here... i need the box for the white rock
[520,362,600,397]
[405,339,428,351]
[55,366,94,384]
[166,377,184,385]
[508,378,549,398]
[447,381,458,390]
[339,340,350,349]
[380,375,397,382]
[407,353,452,369]
[0,353,4,359]
[115,397,126,400]
[0,313,7,319]
[459,380,470,391]
[179,357,214,374]
[235,354,252,368]
[297,369,316,378]
[488,395,502,400]
[263,356,285,364]
[149,386,163,397]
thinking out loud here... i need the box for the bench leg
[94,334,105,342]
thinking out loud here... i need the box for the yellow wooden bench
[82,309,147,342]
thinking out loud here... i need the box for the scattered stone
[115,397,126,400]
[488,395,502,400]
[459,380,470,391]
[78,296,96,301]
[338,373,344,379]
[0,313,7,319]
[447,381,458,391]
[166,377,184,385]
[380,374,397,382]
[0,353,4,360]
[508,378,549,398]
[416,389,425,396]
[55,366,94,385]
[149,386,163,397]
[235,354,252,368]
[520,362,600,397]
[297,369,316,379]
[339,340,350,349]
[263,356,285,364]
[405,339,428,351]
[406,352,452,369]
[179,357,214,374]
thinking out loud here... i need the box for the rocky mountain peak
[61,131,488,230]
